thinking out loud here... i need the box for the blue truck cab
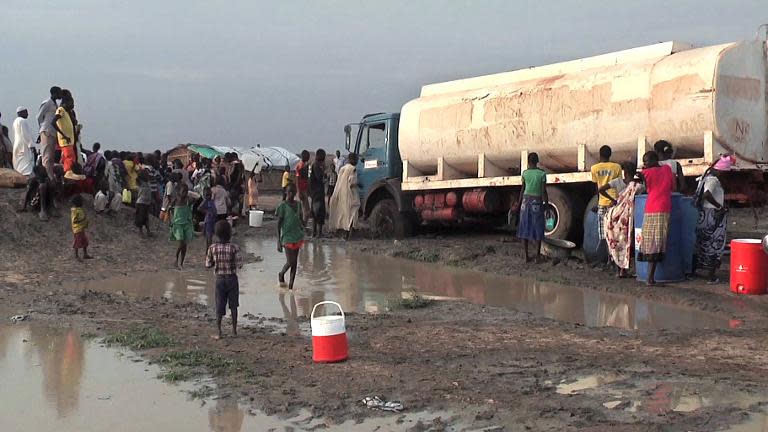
[344,112,413,237]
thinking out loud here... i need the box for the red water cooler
[730,239,768,295]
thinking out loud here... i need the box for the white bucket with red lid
[311,301,348,363]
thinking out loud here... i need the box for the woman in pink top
[637,151,675,285]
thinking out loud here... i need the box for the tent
[165,144,294,174]
[187,144,221,160]
[211,146,266,173]
[261,147,300,170]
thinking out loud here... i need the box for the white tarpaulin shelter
[211,146,266,173]
[261,147,300,170]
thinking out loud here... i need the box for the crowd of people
[516,140,733,286]
[3,88,362,338]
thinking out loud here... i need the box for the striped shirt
[205,242,243,276]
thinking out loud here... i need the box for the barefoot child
[135,170,153,237]
[276,183,304,290]
[71,195,93,260]
[205,220,243,339]
[169,183,196,270]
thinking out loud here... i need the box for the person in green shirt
[515,152,548,263]
[169,183,197,270]
[276,183,305,290]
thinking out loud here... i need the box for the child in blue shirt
[201,187,217,251]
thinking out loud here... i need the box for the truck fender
[363,179,411,217]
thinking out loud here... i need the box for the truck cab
[344,113,413,237]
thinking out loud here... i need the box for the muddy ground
[2,187,768,431]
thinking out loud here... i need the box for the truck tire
[369,199,412,239]
[544,186,573,240]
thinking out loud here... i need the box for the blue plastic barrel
[680,196,697,275]
[634,193,696,282]
[583,208,609,264]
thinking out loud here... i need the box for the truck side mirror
[344,125,352,151]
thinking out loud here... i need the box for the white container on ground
[310,301,348,363]
[249,210,264,227]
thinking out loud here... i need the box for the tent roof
[187,144,221,159]
[167,144,296,171]
[261,147,300,170]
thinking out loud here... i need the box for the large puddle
[0,323,462,431]
[69,238,731,331]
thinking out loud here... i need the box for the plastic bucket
[311,301,348,363]
[249,210,264,228]
[730,239,768,295]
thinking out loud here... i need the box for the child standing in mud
[201,186,217,251]
[134,170,153,237]
[206,220,243,339]
[169,183,196,270]
[276,183,304,290]
[71,195,93,260]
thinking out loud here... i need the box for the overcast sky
[1,1,765,153]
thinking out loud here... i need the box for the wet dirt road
[67,238,733,331]
[4,188,768,431]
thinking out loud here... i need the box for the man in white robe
[328,153,360,239]
[12,107,35,176]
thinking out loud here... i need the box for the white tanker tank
[399,38,768,178]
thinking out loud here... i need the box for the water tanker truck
[345,30,768,239]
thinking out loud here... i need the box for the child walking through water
[71,195,93,260]
[169,183,196,270]
[206,220,243,339]
[276,183,304,290]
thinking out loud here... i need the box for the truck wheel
[544,186,573,240]
[369,199,412,239]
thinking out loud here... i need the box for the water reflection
[31,327,85,417]
[64,238,731,331]
[0,324,265,431]
[279,292,300,337]
[208,397,245,432]
[0,324,466,431]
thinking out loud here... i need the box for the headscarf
[694,155,733,208]
[713,154,735,171]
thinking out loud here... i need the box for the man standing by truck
[309,149,327,238]
[591,145,622,243]
[328,153,360,240]
[516,152,548,263]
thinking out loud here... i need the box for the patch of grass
[187,385,215,399]
[80,332,98,340]
[410,249,441,263]
[393,248,441,263]
[158,369,192,383]
[388,289,434,310]
[103,327,176,350]
[154,350,245,382]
